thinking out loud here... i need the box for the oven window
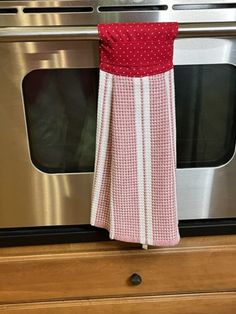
[23,69,98,173]
[175,64,236,168]
[22,65,236,173]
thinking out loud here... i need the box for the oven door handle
[0,23,236,42]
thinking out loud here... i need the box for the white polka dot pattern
[99,22,178,77]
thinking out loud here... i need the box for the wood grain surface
[0,292,235,314]
[0,235,235,304]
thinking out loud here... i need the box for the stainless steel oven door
[0,40,99,227]
[175,37,236,219]
[0,35,236,227]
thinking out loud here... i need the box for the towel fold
[91,22,180,246]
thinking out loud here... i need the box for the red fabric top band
[98,22,178,77]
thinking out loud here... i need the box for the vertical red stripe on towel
[111,76,140,242]
[91,22,180,246]
[150,71,179,246]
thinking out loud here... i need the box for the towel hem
[91,222,180,247]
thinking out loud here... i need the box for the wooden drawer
[0,235,235,304]
[0,292,236,314]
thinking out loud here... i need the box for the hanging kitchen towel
[91,22,180,246]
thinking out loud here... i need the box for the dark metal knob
[129,273,142,286]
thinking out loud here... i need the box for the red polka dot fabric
[98,22,178,77]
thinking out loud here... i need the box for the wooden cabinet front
[0,235,235,304]
[0,293,236,314]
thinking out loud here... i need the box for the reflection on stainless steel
[177,169,215,219]
[0,0,236,227]
[31,173,91,225]
[1,0,236,26]
[0,26,99,42]
[1,23,236,42]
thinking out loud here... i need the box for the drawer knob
[129,273,142,286]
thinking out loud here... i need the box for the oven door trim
[0,219,235,247]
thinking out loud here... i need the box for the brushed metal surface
[1,0,236,27]
[0,0,235,227]
[2,23,236,42]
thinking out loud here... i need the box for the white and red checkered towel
[91,23,180,246]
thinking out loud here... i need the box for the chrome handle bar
[0,23,236,42]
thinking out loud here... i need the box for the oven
[0,0,236,246]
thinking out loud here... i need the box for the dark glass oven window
[23,69,98,173]
[22,65,236,173]
[175,64,236,168]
